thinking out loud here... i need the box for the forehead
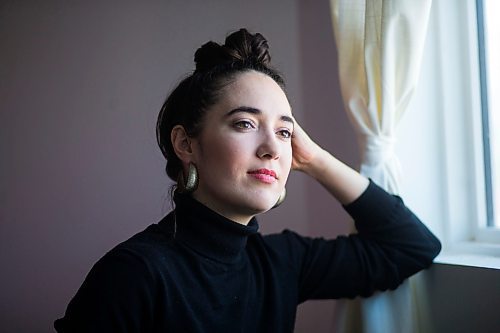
[217,71,292,116]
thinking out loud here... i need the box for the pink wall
[0,1,358,331]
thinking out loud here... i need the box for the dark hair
[156,28,286,182]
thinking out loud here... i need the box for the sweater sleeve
[280,180,441,302]
[54,248,157,332]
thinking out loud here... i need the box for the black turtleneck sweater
[54,181,441,332]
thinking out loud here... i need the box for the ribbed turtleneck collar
[165,192,259,264]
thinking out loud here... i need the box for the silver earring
[177,163,198,193]
[272,188,286,209]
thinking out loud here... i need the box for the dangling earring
[272,188,286,209]
[177,163,199,193]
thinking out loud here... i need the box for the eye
[277,129,292,139]
[234,120,256,130]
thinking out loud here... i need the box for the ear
[171,125,194,164]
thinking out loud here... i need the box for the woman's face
[190,70,293,224]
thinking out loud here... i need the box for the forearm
[293,182,441,300]
[291,122,369,205]
[346,181,442,283]
[300,148,369,205]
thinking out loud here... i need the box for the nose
[256,130,280,160]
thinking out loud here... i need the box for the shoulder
[54,220,175,332]
[90,214,177,281]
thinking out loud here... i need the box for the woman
[55,29,441,332]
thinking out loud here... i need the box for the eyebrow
[226,106,295,126]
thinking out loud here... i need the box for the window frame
[439,0,500,256]
[476,0,496,229]
[398,0,500,267]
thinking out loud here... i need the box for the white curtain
[329,0,432,332]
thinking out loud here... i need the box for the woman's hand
[291,121,323,173]
[291,119,369,204]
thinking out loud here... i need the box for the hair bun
[194,28,272,72]
[223,29,271,66]
[194,41,231,72]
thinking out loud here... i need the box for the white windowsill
[435,243,500,270]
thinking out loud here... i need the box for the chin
[243,197,278,214]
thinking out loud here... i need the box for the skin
[172,70,369,225]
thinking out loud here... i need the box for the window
[477,0,499,228]
[397,0,500,267]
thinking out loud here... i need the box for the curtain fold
[329,0,432,332]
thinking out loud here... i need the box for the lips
[247,168,278,184]
[248,168,277,179]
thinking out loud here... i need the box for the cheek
[272,142,291,183]
[280,142,293,163]
[199,135,248,172]
[281,145,293,176]
[223,144,251,175]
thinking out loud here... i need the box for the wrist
[300,148,331,179]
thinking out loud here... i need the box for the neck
[170,192,260,264]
